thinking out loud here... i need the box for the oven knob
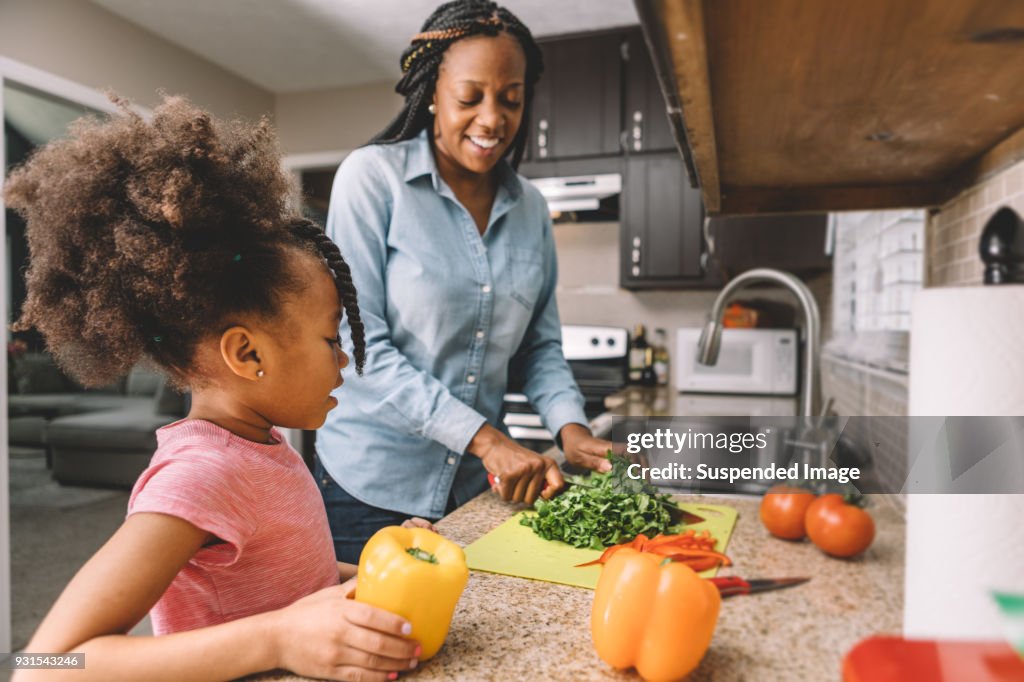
[590,337,600,346]
[607,337,616,347]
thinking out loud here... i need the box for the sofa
[8,352,187,487]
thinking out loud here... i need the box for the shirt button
[482,284,492,294]
[467,374,476,384]
[475,330,485,339]
[447,456,456,465]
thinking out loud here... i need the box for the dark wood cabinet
[529,33,623,161]
[707,214,832,276]
[623,29,676,154]
[621,153,719,289]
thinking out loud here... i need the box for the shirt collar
[403,128,522,202]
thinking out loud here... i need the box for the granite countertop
[250,488,905,682]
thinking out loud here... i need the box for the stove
[503,325,629,450]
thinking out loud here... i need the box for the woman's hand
[469,423,564,504]
[559,423,614,473]
[271,579,420,682]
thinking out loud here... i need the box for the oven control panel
[562,325,629,361]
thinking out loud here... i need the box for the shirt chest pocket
[506,246,545,310]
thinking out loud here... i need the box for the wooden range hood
[635,0,1024,215]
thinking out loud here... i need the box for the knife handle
[708,576,751,596]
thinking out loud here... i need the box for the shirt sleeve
[328,149,487,454]
[514,203,588,439]
[127,452,258,568]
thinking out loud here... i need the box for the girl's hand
[560,423,614,473]
[401,517,437,532]
[272,579,420,682]
[469,423,564,505]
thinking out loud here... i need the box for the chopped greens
[519,452,681,550]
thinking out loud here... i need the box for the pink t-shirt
[128,419,339,635]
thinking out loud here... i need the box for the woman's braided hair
[4,95,365,388]
[370,0,543,169]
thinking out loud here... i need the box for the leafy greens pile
[519,452,680,550]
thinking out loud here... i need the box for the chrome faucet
[697,268,821,417]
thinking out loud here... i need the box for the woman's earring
[428,103,437,115]
[256,369,265,378]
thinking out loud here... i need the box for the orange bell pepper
[591,549,721,681]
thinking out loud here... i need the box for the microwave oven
[675,328,798,395]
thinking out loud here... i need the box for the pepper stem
[406,547,439,564]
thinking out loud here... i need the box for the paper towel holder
[979,206,1024,284]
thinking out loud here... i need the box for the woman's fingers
[523,468,546,504]
[541,457,565,498]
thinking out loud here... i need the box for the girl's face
[431,32,527,177]
[256,256,349,430]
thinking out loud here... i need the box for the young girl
[5,96,425,682]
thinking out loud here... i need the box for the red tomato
[805,494,875,558]
[759,486,817,540]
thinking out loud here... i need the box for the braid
[288,219,367,375]
[369,0,543,170]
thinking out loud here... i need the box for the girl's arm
[16,513,418,682]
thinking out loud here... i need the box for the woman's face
[431,32,527,177]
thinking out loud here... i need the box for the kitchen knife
[709,576,809,597]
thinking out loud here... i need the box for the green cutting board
[464,502,739,590]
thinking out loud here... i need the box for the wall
[0,0,273,120]
[928,160,1024,287]
[275,82,403,156]
[821,159,1024,492]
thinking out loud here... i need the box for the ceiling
[90,0,640,93]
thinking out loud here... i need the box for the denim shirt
[316,130,587,519]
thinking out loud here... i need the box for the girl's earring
[428,103,437,115]
[256,369,265,378]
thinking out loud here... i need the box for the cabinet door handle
[632,110,643,152]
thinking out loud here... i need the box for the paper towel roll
[909,286,1024,416]
[905,494,1024,640]
[905,286,1024,640]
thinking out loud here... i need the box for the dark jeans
[314,456,454,564]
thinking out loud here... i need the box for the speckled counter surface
[249,489,905,682]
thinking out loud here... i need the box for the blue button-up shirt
[316,130,587,519]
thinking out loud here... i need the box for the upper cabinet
[529,33,623,161]
[634,0,1024,215]
[526,29,677,164]
[623,29,676,155]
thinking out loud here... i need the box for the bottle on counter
[629,324,649,383]
[653,328,670,387]
[641,347,657,386]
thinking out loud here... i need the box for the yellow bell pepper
[356,527,468,660]
[591,548,720,681]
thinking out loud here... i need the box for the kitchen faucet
[697,268,821,417]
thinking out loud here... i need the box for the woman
[317,0,613,563]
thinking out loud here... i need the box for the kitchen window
[827,210,926,372]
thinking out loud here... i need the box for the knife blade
[709,576,810,597]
